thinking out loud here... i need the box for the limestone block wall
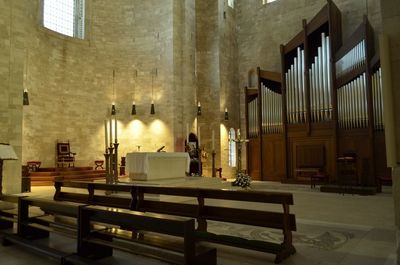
[23,0,178,167]
[380,0,400,262]
[0,0,36,194]
[235,0,382,170]
[172,0,197,152]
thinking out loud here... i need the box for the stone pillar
[380,0,400,263]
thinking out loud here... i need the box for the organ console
[245,0,390,190]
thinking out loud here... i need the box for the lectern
[0,143,18,195]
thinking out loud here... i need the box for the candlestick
[186,123,189,143]
[114,116,118,143]
[212,130,215,151]
[109,116,113,146]
[198,127,201,147]
[212,151,216,178]
[104,119,108,152]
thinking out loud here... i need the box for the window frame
[41,0,86,40]
[263,0,278,5]
[228,128,237,167]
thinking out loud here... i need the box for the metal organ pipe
[261,85,283,134]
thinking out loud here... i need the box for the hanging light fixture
[23,50,29,106]
[224,107,229,120]
[150,69,155,115]
[131,70,137,115]
[111,102,116,115]
[131,101,136,115]
[23,88,29,106]
[197,101,201,116]
[111,70,116,115]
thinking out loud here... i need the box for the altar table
[126,152,190,181]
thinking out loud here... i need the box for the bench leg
[274,244,296,264]
[194,248,217,265]
[78,206,113,259]
[78,240,113,259]
[0,219,13,229]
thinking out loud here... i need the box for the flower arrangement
[232,172,251,188]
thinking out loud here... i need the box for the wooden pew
[54,180,296,263]
[78,205,217,265]
[0,194,22,229]
[2,197,109,264]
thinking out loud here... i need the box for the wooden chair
[56,141,76,168]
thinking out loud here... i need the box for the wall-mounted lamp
[224,107,229,120]
[150,69,156,115]
[131,102,136,115]
[111,103,116,115]
[150,101,155,115]
[197,101,201,116]
[23,88,29,106]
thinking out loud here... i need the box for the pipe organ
[247,98,258,138]
[335,40,366,77]
[262,84,283,134]
[285,47,306,124]
[245,0,390,190]
[309,33,332,122]
[372,68,384,131]
[337,74,368,129]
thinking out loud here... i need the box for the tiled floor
[0,178,396,265]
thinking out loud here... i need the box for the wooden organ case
[245,0,391,189]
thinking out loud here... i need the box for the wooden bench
[54,180,297,263]
[79,205,216,265]
[0,194,22,229]
[2,197,106,265]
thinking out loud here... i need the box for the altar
[125,152,190,181]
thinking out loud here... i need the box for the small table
[27,161,41,172]
[94,160,104,170]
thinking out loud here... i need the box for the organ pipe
[261,85,283,134]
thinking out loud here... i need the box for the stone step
[30,170,105,176]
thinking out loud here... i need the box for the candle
[114,116,118,143]
[198,127,201,147]
[104,120,108,151]
[186,123,189,142]
[212,130,215,151]
[109,116,113,146]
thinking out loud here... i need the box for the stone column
[380,0,400,263]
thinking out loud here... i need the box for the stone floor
[0,177,396,265]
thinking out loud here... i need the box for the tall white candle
[198,127,201,147]
[114,116,118,143]
[212,130,215,151]
[104,120,108,151]
[109,116,113,146]
[186,123,189,143]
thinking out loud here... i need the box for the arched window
[228,128,237,167]
[263,0,278,4]
[43,0,85,39]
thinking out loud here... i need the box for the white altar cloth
[126,152,190,181]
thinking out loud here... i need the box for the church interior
[1,0,399,264]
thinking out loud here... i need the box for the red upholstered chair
[56,141,76,168]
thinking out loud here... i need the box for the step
[30,172,61,177]
[57,170,106,176]
[37,167,93,172]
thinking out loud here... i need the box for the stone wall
[23,0,177,167]
[0,0,35,193]
[380,0,400,263]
